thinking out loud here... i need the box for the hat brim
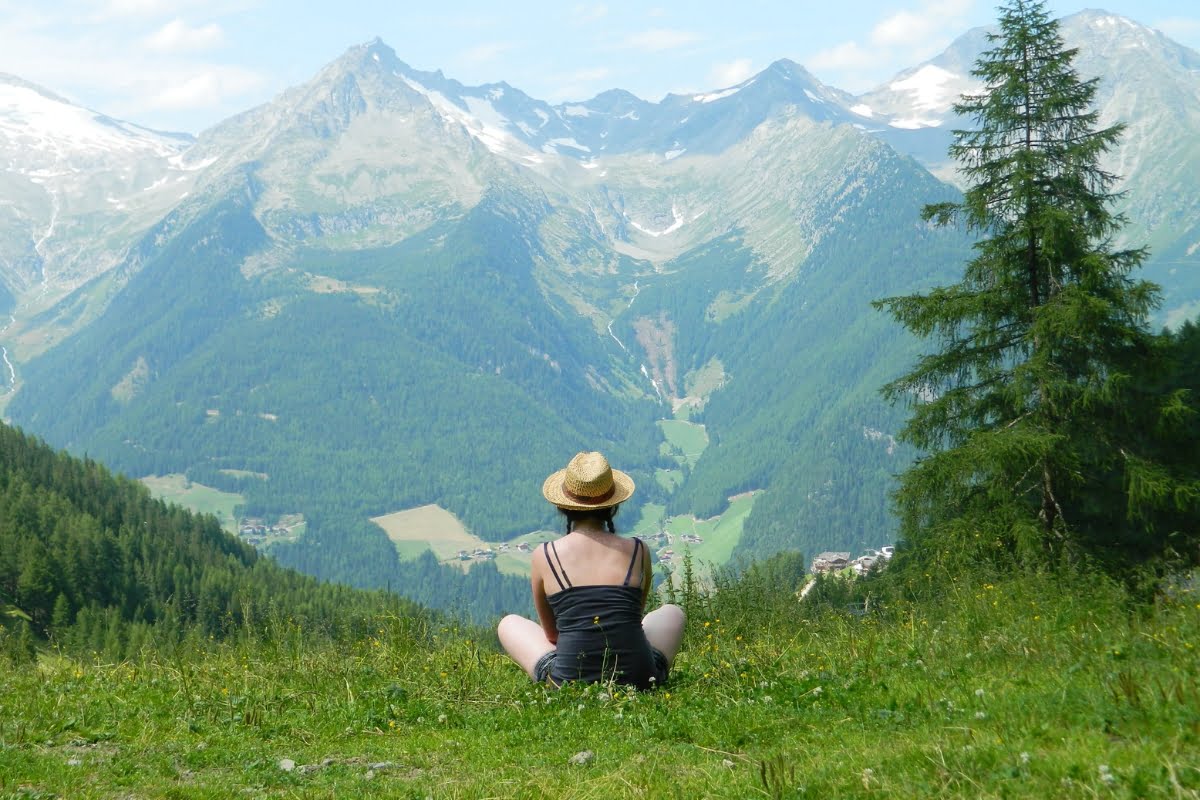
[542,468,635,511]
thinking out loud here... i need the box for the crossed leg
[497,614,555,679]
[642,603,685,664]
[497,603,686,679]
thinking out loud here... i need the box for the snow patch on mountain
[629,204,684,238]
[888,64,961,115]
[693,86,741,103]
[850,104,874,117]
[399,74,522,157]
[889,116,943,129]
[544,137,590,154]
[562,105,591,117]
[0,81,184,158]
[166,153,217,171]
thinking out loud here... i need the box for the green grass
[139,474,244,533]
[658,419,709,468]
[2,572,1197,798]
[663,492,759,567]
[656,468,685,492]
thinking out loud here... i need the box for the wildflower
[1020,752,1031,765]
[1098,765,1115,785]
[975,711,987,720]
[593,616,600,624]
[975,688,985,698]
[437,714,447,724]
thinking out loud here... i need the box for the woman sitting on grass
[497,452,685,689]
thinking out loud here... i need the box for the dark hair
[559,504,620,534]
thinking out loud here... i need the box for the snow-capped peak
[0,76,189,158]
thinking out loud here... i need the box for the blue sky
[2,0,1198,134]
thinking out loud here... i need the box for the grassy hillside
[2,570,1196,798]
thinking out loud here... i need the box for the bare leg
[642,603,685,664]
[497,614,555,679]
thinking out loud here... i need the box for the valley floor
[1,573,1197,798]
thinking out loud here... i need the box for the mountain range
[1,10,1196,605]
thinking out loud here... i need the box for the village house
[811,551,851,574]
[852,555,878,575]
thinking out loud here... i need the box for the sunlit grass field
[2,571,1196,798]
[139,474,244,533]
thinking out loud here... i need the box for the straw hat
[542,451,635,510]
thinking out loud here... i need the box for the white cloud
[148,72,222,108]
[144,19,225,52]
[104,0,179,16]
[870,0,973,47]
[618,28,703,52]
[710,58,755,88]
[572,3,608,24]
[459,41,519,65]
[146,66,263,110]
[808,41,879,72]
[804,0,976,91]
[1152,16,1200,42]
[546,67,613,102]
[567,67,612,82]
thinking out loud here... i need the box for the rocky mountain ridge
[0,9,1196,590]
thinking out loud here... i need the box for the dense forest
[0,420,530,663]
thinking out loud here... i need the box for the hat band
[561,482,616,505]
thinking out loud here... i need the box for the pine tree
[874,0,1192,577]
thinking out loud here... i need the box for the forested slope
[0,421,526,660]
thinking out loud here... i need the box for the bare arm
[641,540,653,609]
[532,548,558,645]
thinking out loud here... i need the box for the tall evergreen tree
[874,0,1196,577]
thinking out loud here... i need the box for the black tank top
[544,538,658,688]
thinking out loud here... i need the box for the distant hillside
[0,421,526,656]
[2,11,1197,613]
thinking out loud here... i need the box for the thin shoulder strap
[547,541,572,588]
[622,538,643,586]
[543,542,567,591]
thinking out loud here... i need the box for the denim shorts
[533,647,669,688]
